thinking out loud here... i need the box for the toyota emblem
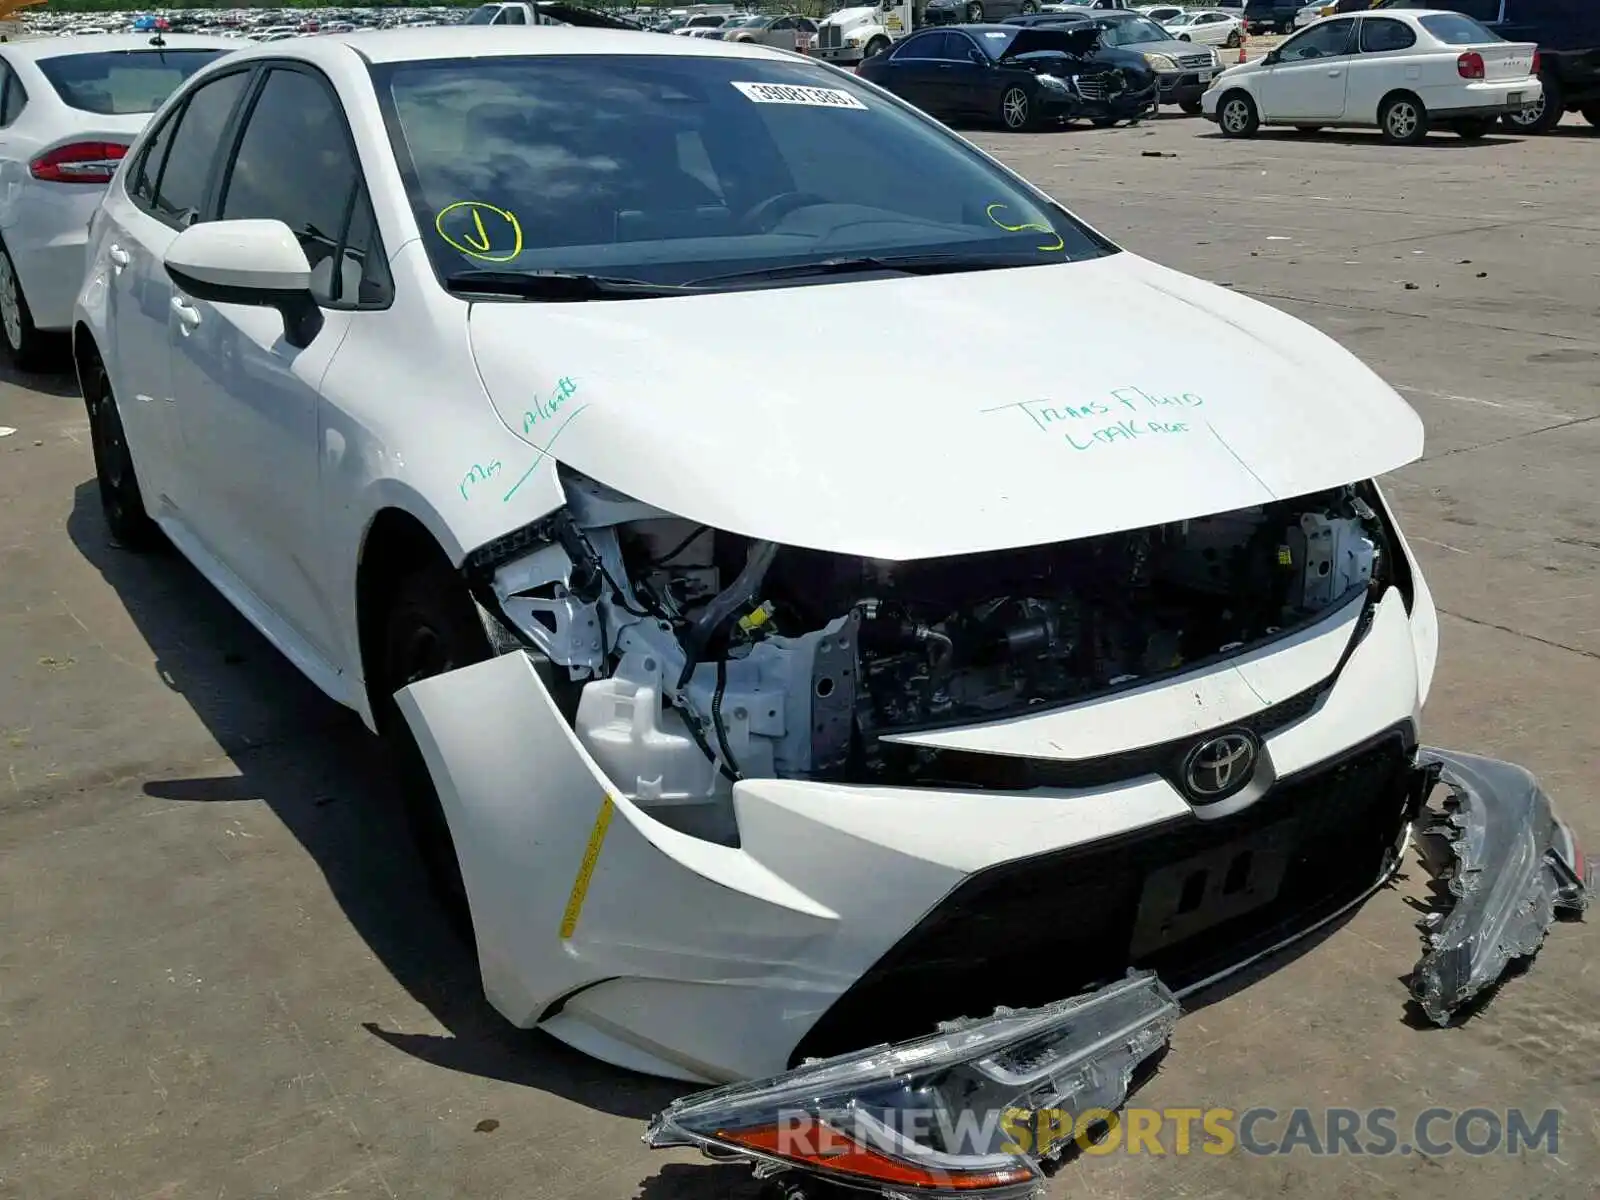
[1182,731,1259,802]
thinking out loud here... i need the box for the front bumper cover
[1410,748,1591,1024]
[643,747,1589,1195]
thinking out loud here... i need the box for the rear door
[879,32,948,109]
[91,65,253,512]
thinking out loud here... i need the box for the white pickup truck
[460,2,645,29]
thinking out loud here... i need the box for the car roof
[0,33,243,62]
[300,24,800,64]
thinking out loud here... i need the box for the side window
[129,103,181,207]
[151,70,250,228]
[1280,17,1356,57]
[893,32,939,58]
[771,16,795,30]
[501,6,527,23]
[218,68,388,307]
[0,62,26,127]
[799,18,817,31]
[951,33,985,59]
[1359,16,1418,50]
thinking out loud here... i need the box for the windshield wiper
[685,252,1055,288]
[443,270,698,300]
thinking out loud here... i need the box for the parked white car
[0,33,236,368]
[1203,8,1540,141]
[74,23,1589,1194]
[1164,8,1244,45]
[1140,4,1188,22]
[1293,0,1332,28]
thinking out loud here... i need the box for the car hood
[1121,35,1204,54]
[466,251,1424,559]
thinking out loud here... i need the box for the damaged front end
[1410,748,1592,1024]
[644,972,1180,1200]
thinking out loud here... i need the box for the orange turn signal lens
[719,1123,1035,1191]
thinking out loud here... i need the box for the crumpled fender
[1410,747,1591,1024]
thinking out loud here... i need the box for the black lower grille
[792,728,1421,1065]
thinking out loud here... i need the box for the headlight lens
[1144,52,1177,70]
[645,973,1179,1197]
[1036,73,1069,90]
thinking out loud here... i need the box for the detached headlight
[1035,73,1069,90]
[1144,52,1177,71]
[645,973,1179,1198]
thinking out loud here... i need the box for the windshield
[1418,12,1502,41]
[374,54,1114,291]
[1096,16,1172,42]
[36,48,229,114]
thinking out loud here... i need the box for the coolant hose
[676,539,779,689]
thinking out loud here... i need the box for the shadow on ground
[64,479,681,1125]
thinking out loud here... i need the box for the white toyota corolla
[74,25,1587,1198]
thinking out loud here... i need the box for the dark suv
[1243,0,1302,33]
[1376,0,1600,131]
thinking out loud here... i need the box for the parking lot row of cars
[849,6,1554,142]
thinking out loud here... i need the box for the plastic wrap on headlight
[644,972,1179,1198]
[1144,52,1177,70]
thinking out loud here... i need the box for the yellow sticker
[986,202,1066,253]
[436,200,524,263]
[559,795,614,940]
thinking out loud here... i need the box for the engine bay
[486,472,1394,838]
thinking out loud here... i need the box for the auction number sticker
[731,81,868,109]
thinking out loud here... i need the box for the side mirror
[1262,47,1281,63]
[969,48,988,64]
[164,218,324,349]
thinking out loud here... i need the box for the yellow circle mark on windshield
[436,201,524,263]
[986,203,1065,253]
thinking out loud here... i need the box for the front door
[168,64,369,671]
[1257,16,1358,120]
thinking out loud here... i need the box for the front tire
[1217,90,1258,137]
[1502,73,1561,133]
[1225,29,1241,47]
[0,243,48,372]
[1000,84,1033,130]
[864,35,889,57]
[84,357,161,551]
[1380,92,1428,143]
[1180,99,1203,115]
[378,561,493,934]
[1583,104,1600,127]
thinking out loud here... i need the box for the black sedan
[856,23,1159,130]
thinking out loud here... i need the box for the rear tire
[84,356,162,551]
[378,561,493,936]
[1091,116,1120,127]
[1581,104,1600,128]
[0,243,49,372]
[1502,73,1562,133]
[1453,117,1492,139]
[1217,90,1258,137]
[1379,92,1428,144]
[1224,29,1241,47]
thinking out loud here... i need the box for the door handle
[1327,69,1342,75]
[108,244,130,272]
[171,296,201,332]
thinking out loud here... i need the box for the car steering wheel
[738,191,833,232]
